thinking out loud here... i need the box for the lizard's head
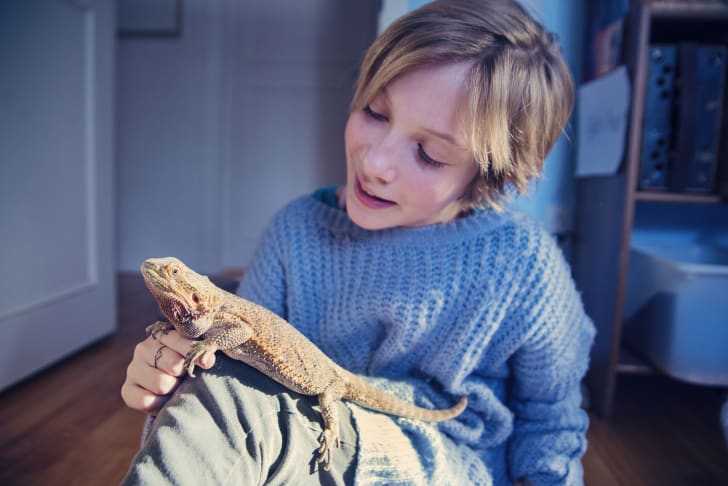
[140,257,217,338]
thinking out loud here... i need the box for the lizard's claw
[184,341,218,378]
[146,321,174,340]
[317,429,340,471]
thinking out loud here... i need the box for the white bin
[624,243,728,386]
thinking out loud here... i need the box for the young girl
[121,1,594,484]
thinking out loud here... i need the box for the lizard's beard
[159,297,194,333]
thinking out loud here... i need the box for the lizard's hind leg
[316,383,347,471]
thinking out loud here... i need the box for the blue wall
[510,1,585,235]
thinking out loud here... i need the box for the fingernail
[202,354,214,368]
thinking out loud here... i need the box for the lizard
[140,256,468,470]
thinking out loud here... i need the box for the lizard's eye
[170,267,180,276]
[192,293,200,304]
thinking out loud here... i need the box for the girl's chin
[346,204,393,230]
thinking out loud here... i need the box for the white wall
[116,0,378,273]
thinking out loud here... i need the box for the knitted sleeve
[506,233,595,486]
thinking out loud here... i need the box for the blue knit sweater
[237,187,595,485]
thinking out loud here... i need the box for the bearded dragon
[141,257,467,470]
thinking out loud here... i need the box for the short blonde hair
[351,0,574,210]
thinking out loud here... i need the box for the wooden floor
[1,274,727,485]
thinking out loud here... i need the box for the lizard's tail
[345,375,467,422]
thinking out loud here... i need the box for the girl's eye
[364,105,388,122]
[417,144,446,168]
[363,104,445,168]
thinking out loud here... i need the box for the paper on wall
[576,65,631,177]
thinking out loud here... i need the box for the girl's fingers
[120,379,171,415]
[143,329,216,374]
[127,358,180,396]
[138,335,187,377]
[121,327,218,415]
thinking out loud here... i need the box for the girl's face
[344,62,478,230]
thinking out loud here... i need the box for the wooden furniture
[573,0,728,417]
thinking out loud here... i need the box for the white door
[0,0,116,391]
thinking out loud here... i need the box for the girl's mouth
[354,178,395,209]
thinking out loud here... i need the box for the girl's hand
[336,184,347,210]
[120,327,216,415]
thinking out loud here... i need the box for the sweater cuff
[517,457,584,486]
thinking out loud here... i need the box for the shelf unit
[573,0,728,417]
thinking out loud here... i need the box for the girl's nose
[362,136,398,184]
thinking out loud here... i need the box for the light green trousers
[121,355,358,485]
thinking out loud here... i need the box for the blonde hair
[351,0,574,210]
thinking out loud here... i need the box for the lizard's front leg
[145,321,174,340]
[184,320,254,377]
[316,382,347,471]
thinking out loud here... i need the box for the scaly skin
[141,256,467,470]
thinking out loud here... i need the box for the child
[121,1,594,484]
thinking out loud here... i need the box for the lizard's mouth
[140,260,163,284]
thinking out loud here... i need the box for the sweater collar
[305,195,515,247]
